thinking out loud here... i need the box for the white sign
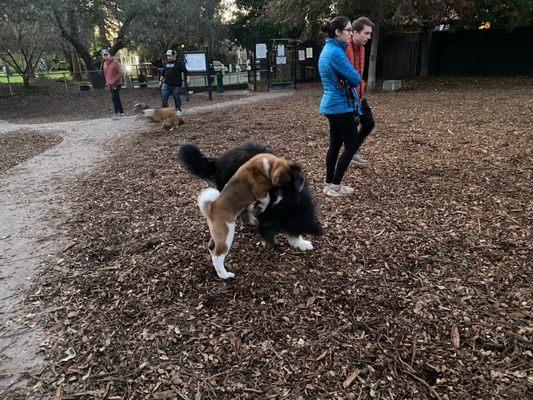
[185,53,207,72]
[298,50,306,61]
[276,56,287,65]
[256,43,267,59]
[277,44,285,57]
[306,47,313,59]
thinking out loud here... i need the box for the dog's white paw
[287,235,314,251]
[296,239,313,251]
[218,271,235,279]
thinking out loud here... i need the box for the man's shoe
[176,109,183,117]
[112,113,121,120]
[352,152,368,166]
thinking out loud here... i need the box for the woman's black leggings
[325,112,359,184]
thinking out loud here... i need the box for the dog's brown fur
[135,106,184,130]
[147,107,184,130]
[198,153,302,279]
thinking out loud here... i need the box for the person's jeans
[161,83,182,110]
[110,85,123,114]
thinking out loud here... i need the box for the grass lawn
[0,71,72,83]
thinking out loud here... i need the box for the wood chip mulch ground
[10,77,533,399]
[0,130,63,174]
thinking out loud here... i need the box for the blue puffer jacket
[319,38,362,115]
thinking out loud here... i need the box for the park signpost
[184,49,213,101]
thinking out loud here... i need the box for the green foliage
[229,0,304,48]
[130,0,227,60]
[249,0,532,41]
[457,0,533,30]
[0,0,58,85]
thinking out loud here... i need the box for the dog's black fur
[359,98,375,141]
[178,142,322,247]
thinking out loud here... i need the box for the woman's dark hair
[320,16,351,38]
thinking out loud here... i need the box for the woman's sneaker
[351,152,368,166]
[326,184,354,197]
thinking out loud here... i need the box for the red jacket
[103,58,123,86]
[345,42,366,99]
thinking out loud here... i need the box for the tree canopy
[230,0,532,45]
[1,0,530,88]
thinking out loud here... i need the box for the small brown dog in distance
[197,153,303,279]
[133,102,184,130]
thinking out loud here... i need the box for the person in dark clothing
[159,49,187,116]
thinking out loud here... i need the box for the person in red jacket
[102,49,124,120]
[345,17,375,166]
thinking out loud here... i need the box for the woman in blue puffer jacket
[319,16,362,197]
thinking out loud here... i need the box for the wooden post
[6,74,14,96]
[367,20,380,92]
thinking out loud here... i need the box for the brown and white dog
[133,102,184,130]
[197,153,303,279]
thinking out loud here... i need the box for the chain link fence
[0,66,250,96]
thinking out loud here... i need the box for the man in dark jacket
[159,49,187,116]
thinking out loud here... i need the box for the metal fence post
[184,72,190,102]
[205,47,213,101]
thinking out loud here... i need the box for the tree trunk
[52,2,132,89]
[22,74,31,87]
[367,20,380,92]
[0,50,32,87]
[81,55,105,89]
[71,52,82,81]
[54,4,106,89]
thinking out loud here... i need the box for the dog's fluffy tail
[178,143,216,180]
[142,108,156,118]
[198,188,220,217]
[132,101,151,113]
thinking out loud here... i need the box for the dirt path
[0,91,293,392]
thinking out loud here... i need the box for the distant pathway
[0,90,293,392]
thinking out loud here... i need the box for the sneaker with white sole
[326,184,354,197]
[324,183,354,194]
[176,109,183,117]
[352,152,368,166]
[112,113,121,120]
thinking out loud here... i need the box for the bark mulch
[0,130,63,174]
[12,77,533,399]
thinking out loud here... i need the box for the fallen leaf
[452,325,460,349]
[315,350,328,361]
[342,369,360,388]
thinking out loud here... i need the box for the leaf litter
[7,77,533,399]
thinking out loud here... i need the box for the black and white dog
[178,142,322,250]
